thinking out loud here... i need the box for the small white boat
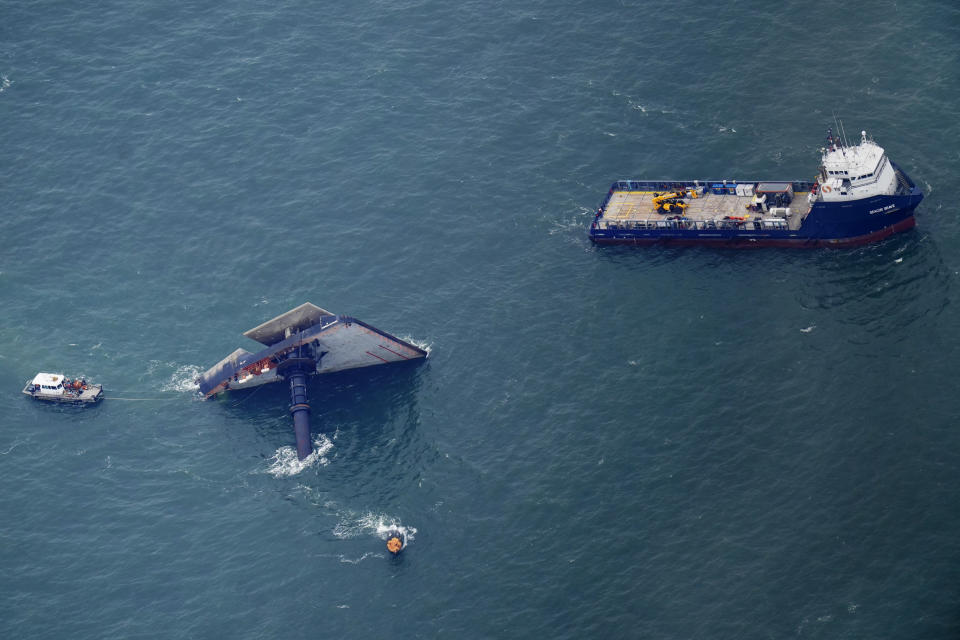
[22,372,103,404]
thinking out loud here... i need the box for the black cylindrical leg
[288,371,312,460]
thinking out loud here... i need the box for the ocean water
[2,1,960,637]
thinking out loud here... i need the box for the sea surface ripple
[2,1,960,638]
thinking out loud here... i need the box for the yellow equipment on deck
[658,201,689,213]
[652,191,686,206]
[652,190,696,214]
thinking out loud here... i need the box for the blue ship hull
[589,162,923,248]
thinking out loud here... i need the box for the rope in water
[102,383,267,405]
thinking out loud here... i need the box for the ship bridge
[818,131,899,202]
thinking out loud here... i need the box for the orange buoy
[385,529,405,555]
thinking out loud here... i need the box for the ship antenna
[832,113,848,156]
[839,117,850,148]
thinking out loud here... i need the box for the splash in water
[399,335,433,357]
[266,433,334,477]
[160,364,203,393]
[333,510,416,548]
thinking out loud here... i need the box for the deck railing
[595,217,789,232]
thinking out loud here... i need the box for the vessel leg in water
[278,357,317,461]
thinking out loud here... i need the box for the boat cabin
[29,373,67,397]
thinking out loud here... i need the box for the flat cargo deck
[600,190,812,232]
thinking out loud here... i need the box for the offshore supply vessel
[589,129,923,247]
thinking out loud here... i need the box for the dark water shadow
[212,360,434,492]
[21,398,105,417]
[793,229,953,338]
[218,359,426,438]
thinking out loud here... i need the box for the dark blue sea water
[3,1,960,637]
